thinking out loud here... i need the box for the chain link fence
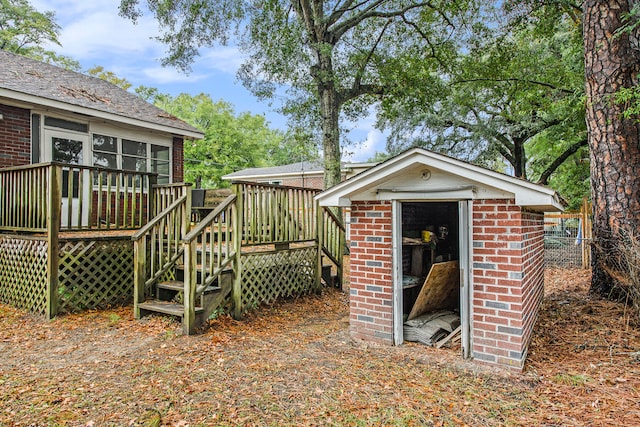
[544,204,592,269]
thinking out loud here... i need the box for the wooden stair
[321,258,340,288]
[137,268,234,330]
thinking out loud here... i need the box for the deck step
[157,280,184,292]
[157,280,223,296]
[138,300,204,317]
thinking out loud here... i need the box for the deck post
[232,183,244,320]
[46,165,61,319]
[315,205,323,293]
[183,239,197,335]
[133,235,147,319]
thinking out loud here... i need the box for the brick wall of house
[0,104,31,168]
[172,137,184,183]
[471,199,545,370]
[349,200,394,344]
[279,176,324,190]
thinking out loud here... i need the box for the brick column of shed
[471,199,545,370]
[348,200,394,344]
[0,104,31,168]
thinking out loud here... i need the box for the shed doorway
[393,201,469,354]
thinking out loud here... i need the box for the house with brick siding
[0,49,203,181]
[316,147,563,371]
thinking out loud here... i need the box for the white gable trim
[316,148,563,211]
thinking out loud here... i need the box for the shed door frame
[392,199,473,358]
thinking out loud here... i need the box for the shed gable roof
[316,148,563,212]
[0,50,203,138]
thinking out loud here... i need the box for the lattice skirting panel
[0,236,49,316]
[58,238,134,313]
[240,246,317,312]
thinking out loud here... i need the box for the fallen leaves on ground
[0,268,639,426]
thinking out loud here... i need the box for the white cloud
[342,107,388,162]
[345,129,387,162]
[200,47,246,75]
[57,13,160,60]
[139,66,210,85]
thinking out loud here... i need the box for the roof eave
[0,89,204,139]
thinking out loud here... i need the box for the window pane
[53,137,83,164]
[152,144,170,160]
[93,134,117,152]
[122,139,146,156]
[93,152,117,169]
[123,155,147,172]
[157,175,170,184]
[45,116,88,133]
[152,160,170,175]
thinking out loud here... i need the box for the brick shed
[316,148,563,370]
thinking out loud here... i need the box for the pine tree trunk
[583,0,640,297]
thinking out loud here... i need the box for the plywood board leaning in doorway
[407,260,459,320]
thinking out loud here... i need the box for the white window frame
[37,113,174,183]
[90,124,173,184]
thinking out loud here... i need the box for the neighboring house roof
[223,161,324,180]
[316,147,564,212]
[222,160,378,181]
[0,50,203,139]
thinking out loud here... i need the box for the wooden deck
[0,169,346,334]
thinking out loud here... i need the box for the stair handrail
[321,207,345,265]
[319,206,346,287]
[182,194,237,333]
[132,194,190,317]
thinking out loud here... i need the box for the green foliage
[378,3,589,208]
[86,66,133,90]
[120,0,482,188]
[153,93,317,188]
[0,0,80,70]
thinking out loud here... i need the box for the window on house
[92,134,171,183]
[92,134,117,169]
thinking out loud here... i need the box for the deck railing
[153,183,192,217]
[132,192,191,316]
[0,163,51,232]
[182,194,237,332]
[0,162,158,233]
[319,207,346,285]
[234,182,318,244]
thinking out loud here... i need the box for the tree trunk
[583,0,640,297]
[316,51,342,190]
[513,138,527,180]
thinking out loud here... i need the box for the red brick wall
[0,104,31,167]
[471,199,545,370]
[172,137,183,183]
[279,176,324,190]
[349,200,394,344]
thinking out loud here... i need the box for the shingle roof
[0,50,203,137]
[223,161,324,179]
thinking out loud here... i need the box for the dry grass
[0,268,638,426]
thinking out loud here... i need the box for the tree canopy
[120,0,481,188]
[0,0,79,69]
[378,3,589,208]
[153,92,317,188]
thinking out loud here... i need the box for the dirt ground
[1,268,639,426]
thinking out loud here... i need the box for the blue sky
[31,0,387,162]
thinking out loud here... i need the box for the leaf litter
[0,267,638,426]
